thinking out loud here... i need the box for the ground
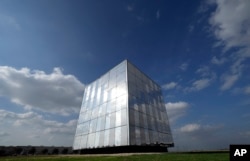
[0,152,229,161]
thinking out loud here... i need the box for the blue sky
[0,0,250,151]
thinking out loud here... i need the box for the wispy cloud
[0,14,21,30]
[245,86,250,95]
[240,131,250,138]
[162,82,178,90]
[179,63,189,71]
[190,78,211,91]
[185,66,216,92]
[127,4,134,12]
[165,101,189,123]
[220,74,239,91]
[0,66,85,115]
[196,66,214,77]
[188,25,194,33]
[211,56,227,65]
[177,123,224,139]
[232,85,250,95]
[156,9,160,20]
[179,123,200,133]
[125,3,148,23]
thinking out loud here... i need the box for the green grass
[1,153,229,161]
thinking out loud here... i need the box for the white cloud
[220,74,239,90]
[179,63,189,71]
[165,101,189,123]
[196,66,209,77]
[185,66,216,92]
[196,66,217,78]
[169,123,226,151]
[179,123,201,133]
[0,66,85,115]
[211,56,227,65]
[193,78,211,90]
[186,78,213,92]
[232,85,250,95]
[209,0,250,52]
[245,86,250,94]
[178,123,223,135]
[0,109,77,146]
[163,82,178,90]
[208,0,250,90]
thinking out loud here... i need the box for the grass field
[0,152,229,161]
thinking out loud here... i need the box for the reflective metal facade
[73,60,173,150]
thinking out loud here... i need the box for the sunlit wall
[73,60,173,150]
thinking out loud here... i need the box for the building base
[74,145,171,154]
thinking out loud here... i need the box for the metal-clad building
[73,60,173,152]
